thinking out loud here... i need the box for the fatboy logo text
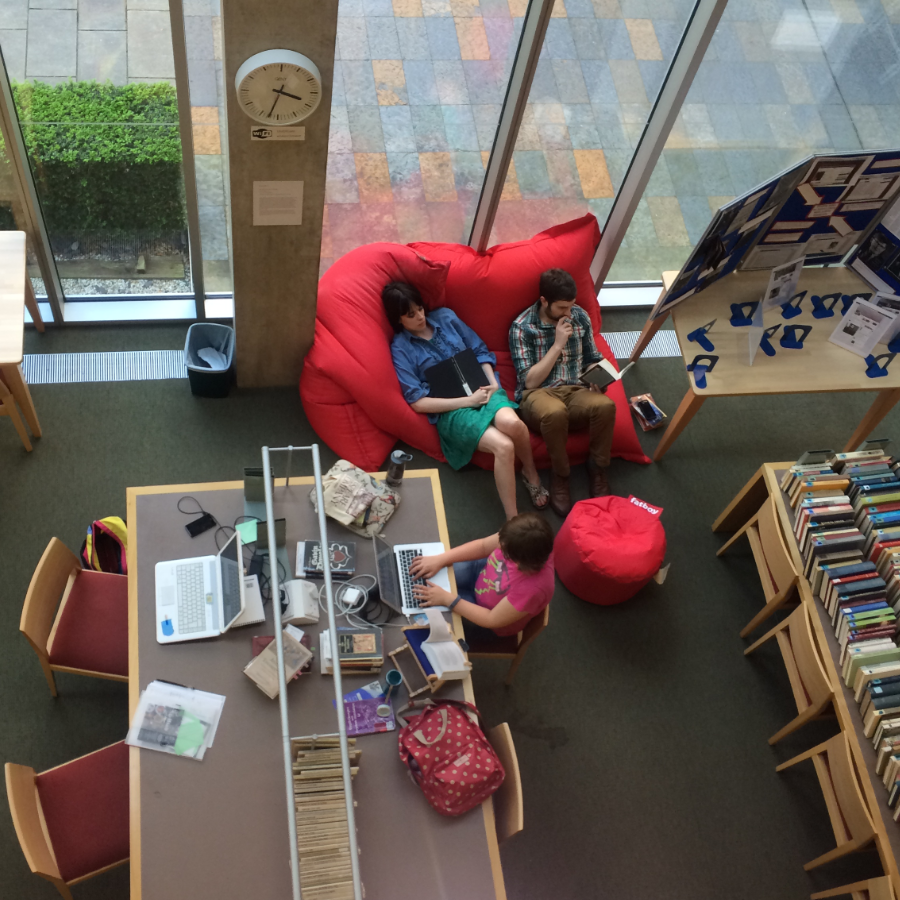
[629,495,663,516]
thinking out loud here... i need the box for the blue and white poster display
[650,150,900,321]
[850,195,900,296]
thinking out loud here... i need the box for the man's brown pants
[519,385,615,477]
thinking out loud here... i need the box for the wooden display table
[715,464,900,894]
[0,232,42,450]
[650,268,900,461]
[127,470,506,900]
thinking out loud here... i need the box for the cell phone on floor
[185,512,217,538]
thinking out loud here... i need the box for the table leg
[843,388,900,452]
[629,309,669,363]
[653,389,705,462]
[712,464,767,533]
[0,363,41,439]
[24,276,45,333]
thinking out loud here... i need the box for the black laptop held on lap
[424,348,491,398]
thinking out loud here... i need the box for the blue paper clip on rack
[781,291,805,319]
[866,353,896,378]
[687,319,716,352]
[811,292,841,319]
[780,324,811,350]
[759,324,781,357]
[686,354,718,390]
[729,302,758,327]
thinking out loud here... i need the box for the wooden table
[714,464,900,894]
[126,470,506,900]
[0,232,42,450]
[651,267,900,461]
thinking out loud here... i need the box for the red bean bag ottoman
[300,214,650,472]
[555,495,666,605]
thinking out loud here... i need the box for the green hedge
[11,81,186,236]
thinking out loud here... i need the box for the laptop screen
[219,532,243,626]
[373,535,402,612]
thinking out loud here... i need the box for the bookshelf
[715,463,900,895]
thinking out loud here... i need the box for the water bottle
[385,450,413,487]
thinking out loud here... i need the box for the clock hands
[267,92,281,117]
[271,86,304,103]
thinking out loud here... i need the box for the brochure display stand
[625,151,900,460]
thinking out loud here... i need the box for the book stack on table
[291,736,361,900]
[782,446,900,819]
[320,626,384,676]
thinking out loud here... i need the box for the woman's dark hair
[499,512,554,574]
[539,268,577,304]
[382,281,424,334]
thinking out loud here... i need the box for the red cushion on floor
[48,570,128,677]
[35,741,129,883]
[555,496,666,605]
[300,216,650,471]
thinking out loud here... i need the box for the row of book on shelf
[781,441,900,819]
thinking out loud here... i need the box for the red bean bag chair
[555,495,666,605]
[300,214,650,471]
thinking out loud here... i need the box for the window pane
[487,0,695,246]
[181,0,233,296]
[607,1,900,282]
[322,0,525,273]
[1,10,190,298]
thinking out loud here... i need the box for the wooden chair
[466,606,549,686]
[20,538,128,697]
[717,495,800,636]
[6,741,129,899]
[776,732,877,871]
[0,373,31,451]
[811,875,895,900]
[488,723,523,843]
[744,603,834,745]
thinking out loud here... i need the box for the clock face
[234,50,323,125]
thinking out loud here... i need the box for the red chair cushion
[48,570,128,677]
[300,216,650,470]
[555,495,666,605]
[35,741,129,883]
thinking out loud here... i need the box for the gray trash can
[184,322,235,398]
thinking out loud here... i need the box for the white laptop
[373,534,452,616]
[155,531,246,644]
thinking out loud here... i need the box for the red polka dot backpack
[397,698,505,817]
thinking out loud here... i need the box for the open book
[420,608,471,680]
[580,359,634,390]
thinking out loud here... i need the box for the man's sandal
[522,476,550,509]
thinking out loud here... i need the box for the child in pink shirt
[410,513,554,637]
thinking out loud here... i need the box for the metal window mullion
[467,0,556,252]
[590,0,728,290]
[168,0,206,320]
[0,46,65,323]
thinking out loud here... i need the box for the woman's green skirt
[436,388,518,470]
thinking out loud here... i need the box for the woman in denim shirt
[384,281,548,520]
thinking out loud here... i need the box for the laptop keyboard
[397,548,426,610]
[176,562,208,634]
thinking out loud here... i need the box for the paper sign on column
[253,181,303,226]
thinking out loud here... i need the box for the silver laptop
[155,531,246,644]
[373,534,452,616]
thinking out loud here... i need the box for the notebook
[580,359,635,390]
[424,348,490,398]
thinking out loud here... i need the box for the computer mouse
[161,618,174,637]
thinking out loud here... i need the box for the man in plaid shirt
[509,269,615,516]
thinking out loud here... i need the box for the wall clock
[234,49,322,126]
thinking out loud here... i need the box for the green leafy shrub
[12,80,186,236]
